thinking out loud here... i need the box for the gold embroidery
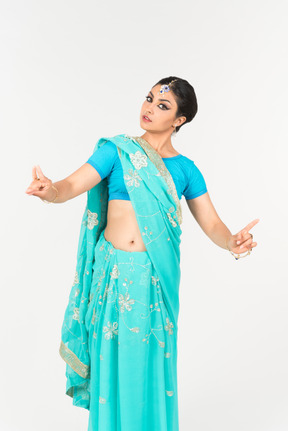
[73,270,79,286]
[86,209,99,229]
[164,317,174,335]
[124,169,142,187]
[72,307,80,321]
[59,340,89,379]
[118,292,135,312]
[167,212,177,227]
[103,321,119,339]
[129,136,183,225]
[129,150,148,170]
[110,264,120,279]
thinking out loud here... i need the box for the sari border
[128,135,183,225]
[59,340,89,379]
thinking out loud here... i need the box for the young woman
[25,76,259,431]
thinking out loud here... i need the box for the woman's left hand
[227,218,260,253]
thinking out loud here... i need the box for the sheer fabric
[59,134,184,430]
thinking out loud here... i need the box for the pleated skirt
[84,229,179,431]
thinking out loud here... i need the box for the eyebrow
[149,90,172,105]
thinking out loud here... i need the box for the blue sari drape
[59,133,183,410]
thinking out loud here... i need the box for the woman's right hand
[25,165,55,201]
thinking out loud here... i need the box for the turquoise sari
[59,134,183,430]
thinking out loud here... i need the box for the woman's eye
[145,96,168,110]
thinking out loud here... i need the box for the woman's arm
[186,192,259,253]
[25,163,102,203]
[58,163,102,202]
[186,192,231,249]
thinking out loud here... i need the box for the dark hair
[152,76,198,133]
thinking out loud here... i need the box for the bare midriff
[103,145,182,252]
[104,200,147,252]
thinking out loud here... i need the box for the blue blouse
[86,141,208,201]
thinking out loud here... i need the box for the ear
[176,116,186,127]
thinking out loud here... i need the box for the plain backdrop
[1,1,287,430]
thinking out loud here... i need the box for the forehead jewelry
[158,79,178,95]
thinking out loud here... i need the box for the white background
[1,1,287,430]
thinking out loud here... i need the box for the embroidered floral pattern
[72,307,80,321]
[91,308,98,324]
[103,321,119,340]
[87,209,99,230]
[164,317,174,335]
[118,292,135,313]
[88,292,94,306]
[86,240,171,350]
[60,135,180,415]
[124,169,142,187]
[167,212,177,227]
[129,136,182,225]
[131,327,140,333]
[151,275,159,285]
[110,264,120,279]
[129,150,148,170]
[73,270,79,286]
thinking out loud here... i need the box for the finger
[36,164,45,179]
[233,241,257,253]
[242,219,260,234]
[26,189,47,197]
[26,183,41,193]
[32,166,38,180]
[240,231,254,244]
[26,177,48,193]
[240,241,258,252]
[235,219,260,243]
[239,236,254,249]
[235,231,246,244]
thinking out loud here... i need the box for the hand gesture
[25,165,54,200]
[227,218,260,254]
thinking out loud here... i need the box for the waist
[105,200,147,251]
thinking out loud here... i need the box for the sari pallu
[59,134,183,417]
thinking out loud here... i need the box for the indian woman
[25,76,259,431]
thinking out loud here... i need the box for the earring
[172,125,177,137]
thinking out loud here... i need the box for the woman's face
[139,84,186,134]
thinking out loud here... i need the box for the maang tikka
[158,79,178,95]
[158,79,178,136]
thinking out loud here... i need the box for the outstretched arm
[25,163,102,203]
[186,192,259,254]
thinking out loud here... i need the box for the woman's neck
[139,132,179,157]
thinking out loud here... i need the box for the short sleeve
[183,161,208,200]
[85,141,117,179]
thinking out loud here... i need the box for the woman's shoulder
[176,154,207,181]
[101,133,130,150]
[176,153,196,168]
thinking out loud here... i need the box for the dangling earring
[172,124,177,137]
